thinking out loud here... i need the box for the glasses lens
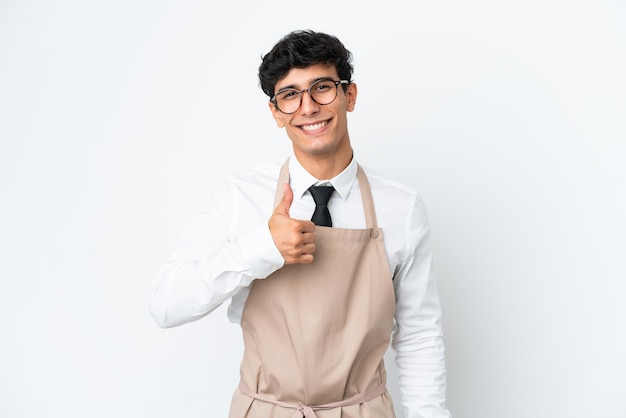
[310,79,339,105]
[275,88,301,114]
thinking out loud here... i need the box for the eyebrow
[276,76,335,93]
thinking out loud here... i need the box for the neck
[294,146,353,180]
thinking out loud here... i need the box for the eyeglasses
[271,79,350,114]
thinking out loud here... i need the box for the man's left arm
[391,194,452,418]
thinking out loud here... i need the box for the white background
[1,1,625,417]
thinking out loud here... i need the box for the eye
[314,81,334,92]
[278,89,299,101]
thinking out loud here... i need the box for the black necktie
[308,185,335,227]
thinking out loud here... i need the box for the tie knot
[308,185,335,206]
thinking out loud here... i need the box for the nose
[299,90,319,115]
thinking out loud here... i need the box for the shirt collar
[288,153,358,201]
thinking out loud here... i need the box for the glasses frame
[271,79,351,114]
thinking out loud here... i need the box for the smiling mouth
[300,120,329,132]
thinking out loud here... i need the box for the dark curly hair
[258,30,354,99]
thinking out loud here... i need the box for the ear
[345,82,358,112]
[268,101,285,128]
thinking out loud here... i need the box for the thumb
[276,183,294,216]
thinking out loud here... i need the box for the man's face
[269,64,357,161]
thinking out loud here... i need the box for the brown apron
[229,160,396,418]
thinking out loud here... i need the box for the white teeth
[301,121,327,131]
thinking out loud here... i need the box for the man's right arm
[149,180,285,328]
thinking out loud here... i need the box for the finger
[276,183,294,216]
[300,242,316,255]
[298,254,314,264]
[299,220,316,234]
[291,253,314,264]
[300,231,316,245]
[284,251,314,265]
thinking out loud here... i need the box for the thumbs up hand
[269,183,316,264]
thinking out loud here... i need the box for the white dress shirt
[150,154,451,418]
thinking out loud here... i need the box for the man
[150,29,451,418]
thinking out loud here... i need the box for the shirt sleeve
[391,194,452,418]
[149,179,284,328]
